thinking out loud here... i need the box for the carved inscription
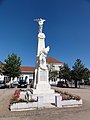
[40,71,47,81]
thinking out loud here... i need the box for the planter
[60,99,82,107]
[9,89,83,111]
[10,102,38,111]
[55,95,82,107]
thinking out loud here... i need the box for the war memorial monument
[9,19,82,111]
[32,18,57,104]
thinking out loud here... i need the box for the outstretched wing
[34,19,39,22]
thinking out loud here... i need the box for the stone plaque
[40,70,47,81]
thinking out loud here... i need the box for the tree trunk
[79,81,80,88]
[65,79,67,83]
[75,80,77,88]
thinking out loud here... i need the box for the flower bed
[9,89,38,111]
[10,89,37,104]
[10,89,20,104]
[9,88,83,111]
[54,89,82,107]
[55,89,81,101]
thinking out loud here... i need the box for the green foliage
[71,59,89,87]
[59,63,71,82]
[49,70,59,80]
[71,59,85,81]
[82,68,90,80]
[3,53,22,79]
[48,63,59,80]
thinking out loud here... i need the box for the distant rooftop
[20,66,35,72]
[0,57,63,73]
[46,57,63,64]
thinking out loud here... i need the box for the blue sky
[0,0,90,69]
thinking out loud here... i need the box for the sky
[0,0,90,69]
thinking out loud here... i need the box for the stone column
[33,18,54,94]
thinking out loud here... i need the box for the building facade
[0,57,63,85]
[46,57,63,85]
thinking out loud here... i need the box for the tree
[59,63,71,83]
[71,59,89,88]
[48,63,59,81]
[82,68,90,85]
[3,53,22,79]
[49,70,59,80]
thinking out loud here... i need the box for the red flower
[9,89,21,104]
[9,99,13,104]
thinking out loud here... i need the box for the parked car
[0,80,6,88]
[5,80,12,88]
[5,80,18,88]
[18,80,27,88]
[12,80,18,88]
[57,81,69,88]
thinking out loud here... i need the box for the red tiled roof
[20,57,63,72]
[46,57,63,64]
[20,66,35,72]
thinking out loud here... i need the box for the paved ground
[0,87,90,120]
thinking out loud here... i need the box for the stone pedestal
[33,68,54,94]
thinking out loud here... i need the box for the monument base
[33,66,54,94]
[32,88,57,103]
[33,81,54,94]
[32,81,55,103]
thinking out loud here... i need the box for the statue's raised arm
[34,18,46,33]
